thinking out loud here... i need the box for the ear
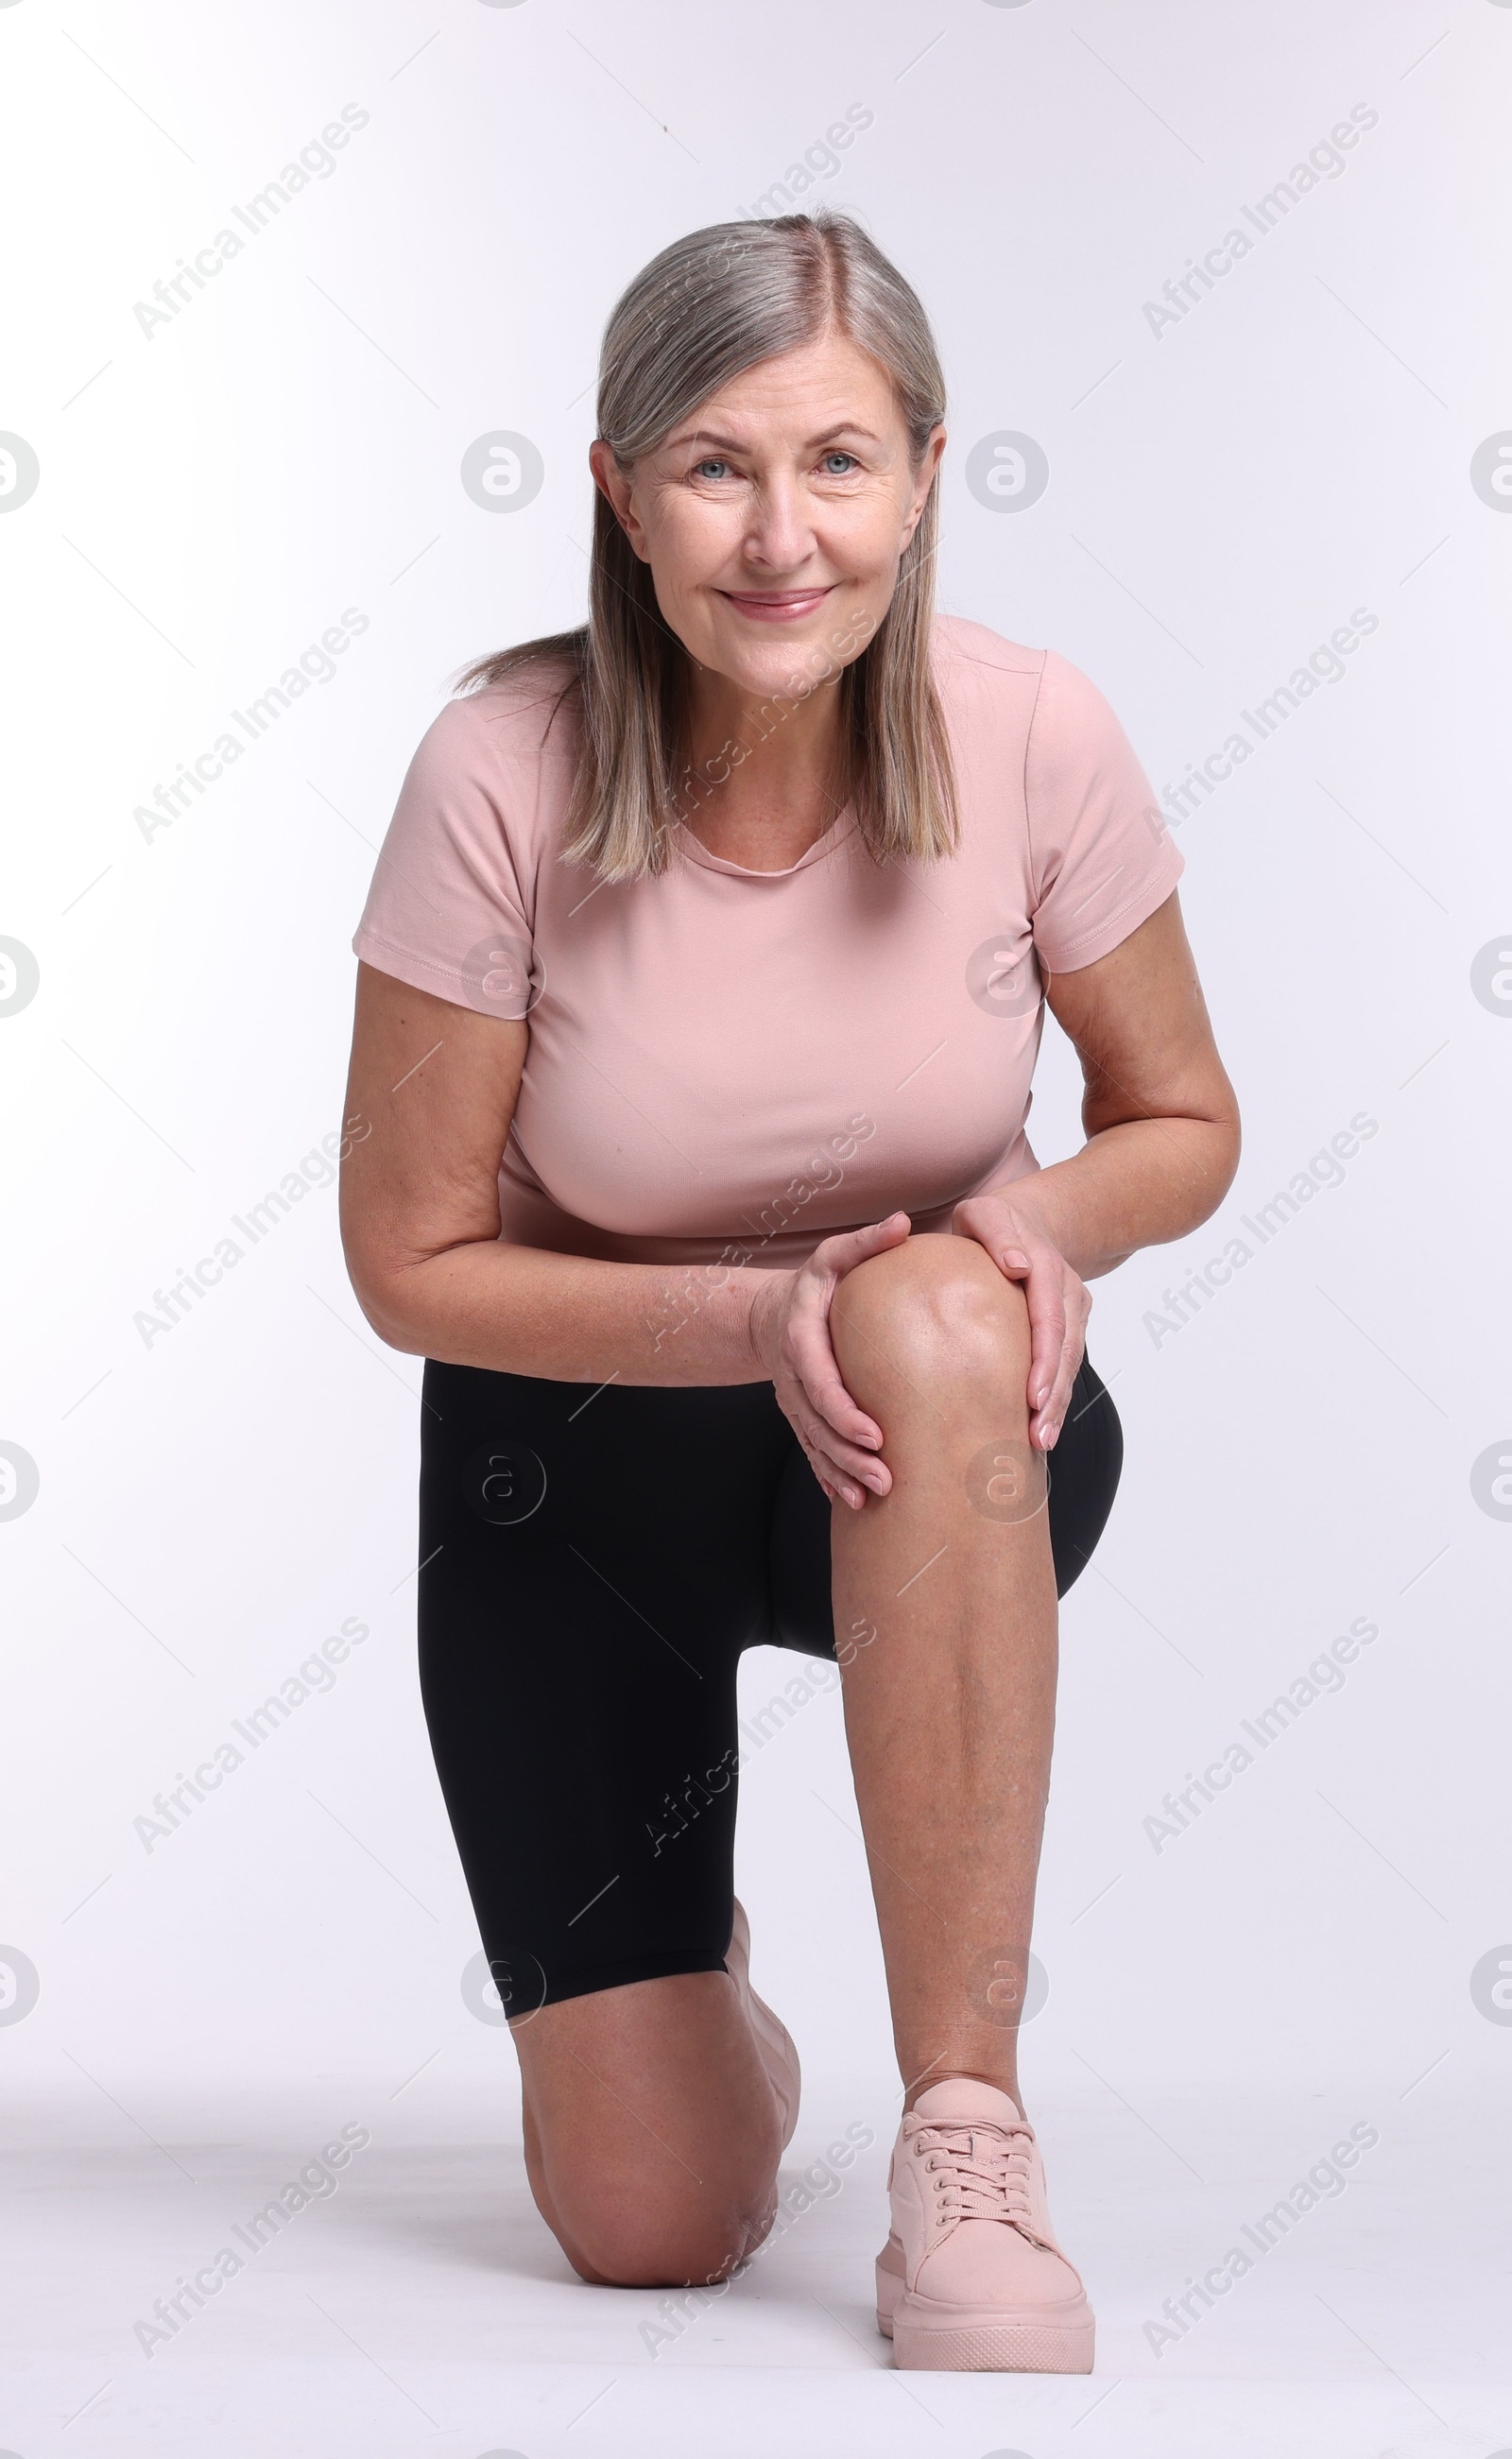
[589,438,648,559]
[900,423,946,549]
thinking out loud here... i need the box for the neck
[679,667,847,870]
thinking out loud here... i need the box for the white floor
[3,2074,1507,2459]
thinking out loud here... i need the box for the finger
[786,1377,894,1485]
[1012,1252,1067,1424]
[796,1349,885,1459]
[811,1210,912,1282]
[1039,1342,1079,1450]
[1038,1290,1090,1451]
[803,1436,863,1511]
[790,1212,912,1460]
[972,1240,1060,1446]
[787,1385,892,1501]
[787,1306,885,1453]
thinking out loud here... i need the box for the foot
[725,1899,801,2152]
[876,2078,1093,2372]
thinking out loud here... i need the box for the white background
[2,1,1509,2451]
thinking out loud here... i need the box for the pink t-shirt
[352,613,1183,1271]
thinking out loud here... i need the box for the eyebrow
[665,421,884,454]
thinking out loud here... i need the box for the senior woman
[340,208,1238,2374]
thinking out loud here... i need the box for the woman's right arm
[337,962,902,1503]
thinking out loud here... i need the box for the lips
[718,587,834,621]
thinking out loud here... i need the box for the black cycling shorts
[417,1357,1122,2015]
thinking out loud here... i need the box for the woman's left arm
[953,889,1241,1454]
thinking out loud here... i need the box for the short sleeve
[351,694,541,1019]
[1023,649,1184,973]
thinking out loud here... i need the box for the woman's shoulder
[932,613,1126,747]
[378,649,582,906]
[931,611,1046,735]
[932,612,1051,771]
[420,645,583,782]
[932,609,1046,682]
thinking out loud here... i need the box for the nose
[739,471,817,576]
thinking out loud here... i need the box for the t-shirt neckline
[675,802,855,880]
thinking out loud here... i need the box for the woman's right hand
[747,1212,914,1508]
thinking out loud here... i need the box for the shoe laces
[906,2114,1046,2243]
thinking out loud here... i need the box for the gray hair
[460,208,956,881]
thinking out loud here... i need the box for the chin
[713,625,850,695]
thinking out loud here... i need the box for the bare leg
[509,1969,782,2285]
[829,1234,1057,2115]
[508,1231,1051,2275]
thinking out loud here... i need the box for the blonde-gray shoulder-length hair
[459,208,956,884]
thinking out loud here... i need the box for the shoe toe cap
[917,2219,1084,2311]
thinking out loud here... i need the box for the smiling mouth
[717,587,835,621]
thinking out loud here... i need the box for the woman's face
[592,330,944,701]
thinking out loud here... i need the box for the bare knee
[527,2105,776,2287]
[581,2229,736,2291]
[560,2192,773,2289]
[832,1233,1030,1402]
[515,1972,782,2290]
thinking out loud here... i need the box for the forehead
[673,332,902,442]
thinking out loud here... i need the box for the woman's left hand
[950,1192,1091,1453]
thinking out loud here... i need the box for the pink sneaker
[876,2078,1094,2372]
[726,1899,800,2151]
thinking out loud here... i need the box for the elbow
[1190,1106,1242,1231]
[1213,1107,1243,1207]
[341,1249,429,1357]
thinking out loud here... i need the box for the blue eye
[695,457,730,480]
[822,452,858,474]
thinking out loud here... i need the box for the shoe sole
[876,2248,1094,2374]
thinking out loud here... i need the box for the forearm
[982,1113,1239,1281]
[354,1233,779,1385]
